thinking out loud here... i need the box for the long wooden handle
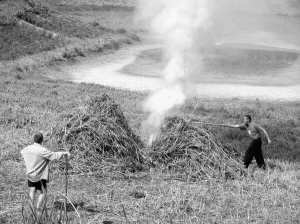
[65,155,68,196]
[193,122,226,127]
[65,155,68,223]
[204,123,226,127]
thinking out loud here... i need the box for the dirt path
[43,10,300,102]
[53,39,300,101]
[70,42,165,91]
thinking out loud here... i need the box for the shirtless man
[224,115,271,169]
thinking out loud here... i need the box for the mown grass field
[1,0,300,223]
[1,69,300,223]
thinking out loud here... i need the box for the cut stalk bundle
[54,94,145,174]
[148,116,245,180]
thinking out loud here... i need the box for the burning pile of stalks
[148,116,244,180]
[54,94,145,174]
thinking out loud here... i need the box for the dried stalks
[54,94,244,180]
[148,116,245,180]
[54,94,145,174]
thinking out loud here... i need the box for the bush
[25,0,50,16]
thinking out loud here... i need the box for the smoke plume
[138,0,214,144]
[138,0,299,144]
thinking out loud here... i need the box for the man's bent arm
[256,124,271,143]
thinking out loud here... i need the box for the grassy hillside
[0,0,140,73]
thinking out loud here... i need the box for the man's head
[243,115,252,124]
[34,133,44,144]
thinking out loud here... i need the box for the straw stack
[148,116,244,180]
[54,94,145,174]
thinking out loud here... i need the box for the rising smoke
[138,0,299,144]
[138,0,215,144]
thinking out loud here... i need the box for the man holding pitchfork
[200,115,271,169]
[223,115,271,170]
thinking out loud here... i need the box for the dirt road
[54,12,300,101]
[60,41,300,101]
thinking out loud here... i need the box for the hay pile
[55,94,145,174]
[148,116,244,180]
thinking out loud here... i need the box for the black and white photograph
[0,0,300,223]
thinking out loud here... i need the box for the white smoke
[138,0,214,144]
[138,0,299,144]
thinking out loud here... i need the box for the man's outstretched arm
[223,124,244,129]
[40,148,71,161]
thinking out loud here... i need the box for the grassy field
[1,68,300,223]
[1,0,300,223]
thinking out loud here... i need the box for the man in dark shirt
[224,115,271,169]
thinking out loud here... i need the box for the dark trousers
[244,138,265,169]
